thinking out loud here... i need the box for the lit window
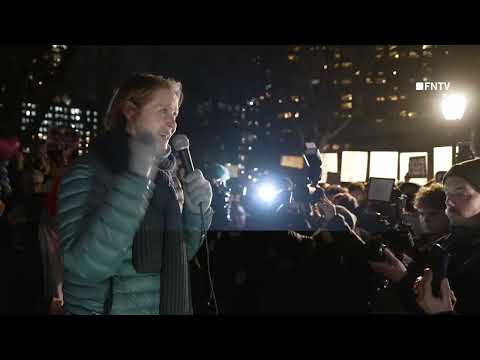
[389,95,398,101]
[422,45,432,50]
[423,51,432,57]
[341,102,352,110]
[278,99,283,104]
[408,112,417,118]
[311,79,320,85]
[26,111,30,116]
[393,71,397,75]
[93,111,97,116]
[334,63,340,69]
[341,62,352,68]
[389,45,397,50]
[395,53,400,59]
[334,53,341,59]
[365,78,373,85]
[86,110,90,116]
[376,78,386,84]
[376,54,383,59]
[355,70,360,75]
[294,112,300,118]
[75,116,80,121]
[378,72,384,76]
[288,54,298,61]
[292,96,300,103]
[283,112,292,119]
[409,51,419,58]
[93,125,97,130]
[323,65,328,70]
[400,110,407,117]
[21,126,26,131]
[376,97,386,102]
[400,95,407,100]
[341,94,353,101]
[393,86,399,91]
[341,79,352,86]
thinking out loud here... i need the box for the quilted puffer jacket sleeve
[57,157,155,282]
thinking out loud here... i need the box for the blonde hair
[103,73,183,132]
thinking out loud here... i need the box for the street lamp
[441,94,466,121]
[441,94,467,163]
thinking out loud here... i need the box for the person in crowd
[348,182,367,209]
[325,184,348,202]
[371,158,480,314]
[412,183,450,254]
[332,192,359,214]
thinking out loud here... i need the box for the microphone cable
[199,202,220,315]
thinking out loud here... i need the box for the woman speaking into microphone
[57,73,213,315]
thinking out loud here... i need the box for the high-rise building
[19,100,99,155]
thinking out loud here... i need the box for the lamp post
[441,94,467,164]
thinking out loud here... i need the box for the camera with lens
[363,185,415,261]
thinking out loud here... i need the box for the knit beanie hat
[443,158,480,192]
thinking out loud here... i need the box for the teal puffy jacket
[57,145,212,315]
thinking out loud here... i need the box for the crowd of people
[2,72,480,315]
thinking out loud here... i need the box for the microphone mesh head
[171,134,190,151]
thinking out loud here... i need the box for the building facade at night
[19,99,99,155]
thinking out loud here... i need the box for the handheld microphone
[171,134,194,175]
[171,134,219,314]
